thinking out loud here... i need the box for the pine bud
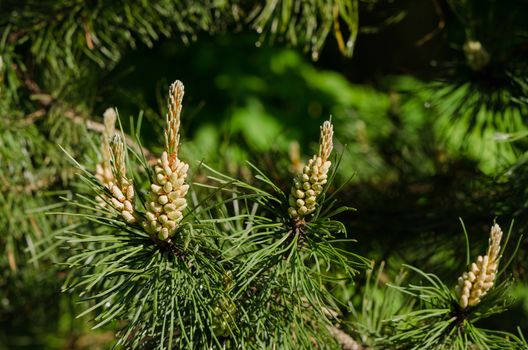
[143,81,188,241]
[108,135,136,224]
[456,223,502,309]
[95,108,117,208]
[288,121,333,221]
[463,40,490,71]
[143,152,188,240]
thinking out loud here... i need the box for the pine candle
[143,81,189,241]
[288,120,333,221]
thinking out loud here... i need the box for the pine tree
[1,1,528,349]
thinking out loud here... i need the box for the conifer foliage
[59,80,367,349]
[2,1,528,349]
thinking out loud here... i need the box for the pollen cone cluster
[288,120,333,220]
[455,223,503,309]
[142,81,189,241]
[95,108,117,207]
[108,135,136,224]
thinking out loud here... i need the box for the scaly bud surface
[143,151,189,240]
[455,224,502,308]
[143,80,189,241]
[288,121,333,220]
[108,135,136,223]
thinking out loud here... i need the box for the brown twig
[83,19,94,50]
[415,0,445,46]
[8,249,17,272]
[21,75,157,164]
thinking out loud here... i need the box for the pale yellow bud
[145,212,156,222]
[124,201,133,213]
[96,134,137,224]
[158,195,169,205]
[143,81,189,241]
[157,173,167,184]
[163,182,173,193]
[164,203,176,212]
[295,190,305,199]
[159,228,169,241]
[456,223,503,309]
[111,186,125,202]
[288,120,334,221]
[122,211,135,224]
[164,220,177,231]
[111,198,124,210]
[95,108,118,209]
[167,211,183,221]
[159,215,168,224]
[318,120,334,162]
[150,184,162,194]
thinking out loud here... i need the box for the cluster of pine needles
[55,80,526,349]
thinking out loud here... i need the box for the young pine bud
[143,81,189,241]
[108,135,136,224]
[455,223,502,309]
[95,108,117,208]
[95,108,117,185]
[288,120,333,221]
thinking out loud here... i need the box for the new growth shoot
[143,81,189,241]
[288,120,334,221]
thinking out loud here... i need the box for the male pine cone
[108,135,136,224]
[143,81,189,241]
[94,111,136,224]
[143,151,189,241]
[455,223,502,309]
[288,120,333,220]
